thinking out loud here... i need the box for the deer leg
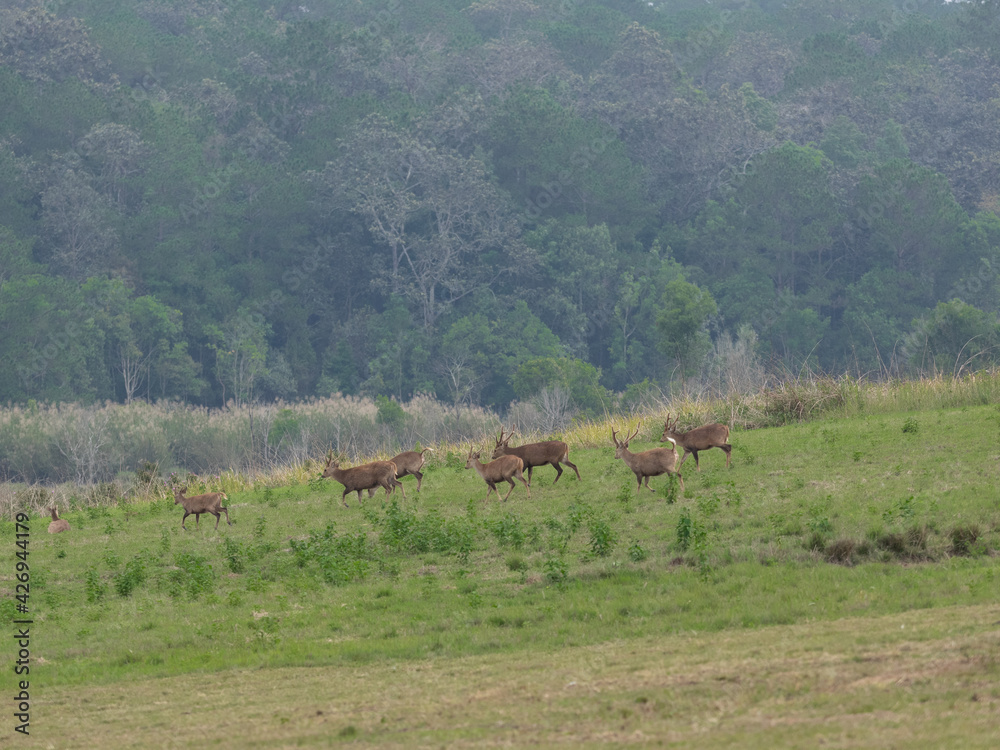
[395,479,406,499]
[525,465,533,484]
[213,511,221,530]
[414,471,423,491]
[644,476,654,492]
[722,445,732,468]
[181,511,191,531]
[519,472,530,499]
[501,477,517,501]
[342,489,351,508]
[485,481,498,502]
[221,506,232,526]
[634,473,643,491]
[551,462,563,483]
[677,451,689,468]
[195,512,201,528]
[563,459,581,481]
[368,487,377,498]
[674,471,685,493]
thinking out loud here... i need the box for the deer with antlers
[661,413,731,471]
[491,426,580,484]
[465,446,530,502]
[612,423,684,493]
[322,451,404,508]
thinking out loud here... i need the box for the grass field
[6,401,1000,746]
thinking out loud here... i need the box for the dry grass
[37,603,1000,748]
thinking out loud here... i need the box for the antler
[626,422,640,445]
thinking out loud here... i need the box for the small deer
[612,424,684,493]
[491,427,580,484]
[322,451,404,508]
[47,506,70,534]
[172,487,231,531]
[465,446,530,502]
[661,413,731,471]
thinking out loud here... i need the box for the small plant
[676,510,694,551]
[168,552,215,599]
[902,417,919,434]
[487,513,525,550]
[253,515,267,540]
[223,537,247,574]
[85,567,106,603]
[617,480,633,505]
[627,540,648,562]
[659,473,679,504]
[113,555,148,598]
[506,554,527,572]
[852,450,863,462]
[543,554,568,585]
[697,493,721,517]
[587,517,617,558]
[159,527,171,555]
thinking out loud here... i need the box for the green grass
[7,403,1000,745]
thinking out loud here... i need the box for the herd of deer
[316,414,732,508]
[53,414,731,532]
[42,415,731,532]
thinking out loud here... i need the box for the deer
[172,487,232,531]
[491,426,580,485]
[465,446,530,502]
[612,424,684,494]
[322,451,404,508]
[661,413,732,471]
[47,506,70,534]
[382,448,434,492]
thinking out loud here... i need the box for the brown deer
[465,446,530,502]
[384,448,433,492]
[172,487,232,531]
[47,506,70,534]
[661,413,732,471]
[612,424,684,493]
[322,451,404,508]
[491,427,580,484]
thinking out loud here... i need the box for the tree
[905,300,1000,376]
[656,277,718,378]
[207,312,271,408]
[40,165,120,281]
[82,278,200,403]
[323,114,532,330]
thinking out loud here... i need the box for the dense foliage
[3,0,1000,413]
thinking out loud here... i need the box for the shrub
[587,518,616,558]
[168,552,215,599]
[113,554,148,597]
[85,567,106,603]
[824,538,856,565]
[950,525,982,556]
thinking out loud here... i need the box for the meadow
[5,383,1000,746]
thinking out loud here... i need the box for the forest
[2,0,1000,416]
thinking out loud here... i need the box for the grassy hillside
[8,401,1000,745]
